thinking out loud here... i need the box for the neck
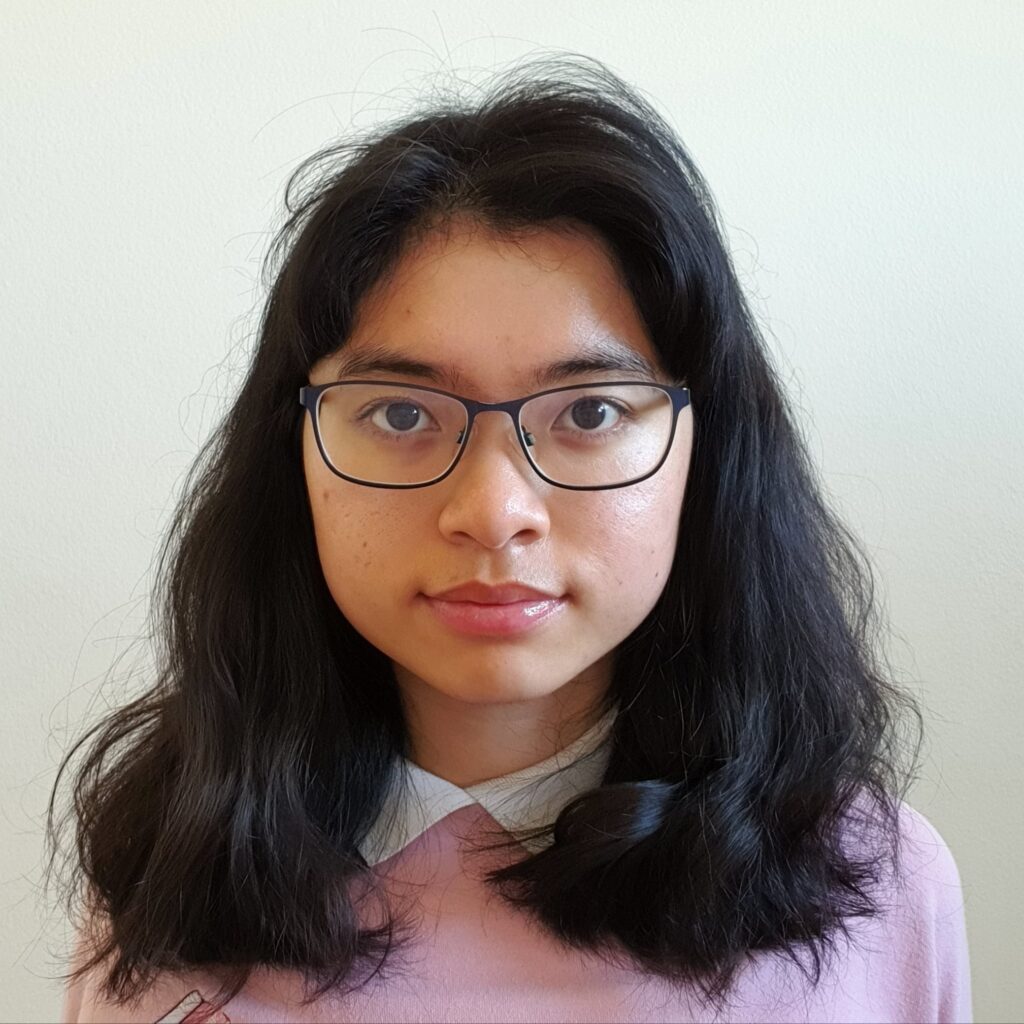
[393,657,613,787]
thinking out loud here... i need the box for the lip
[422,594,568,637]
[428,581,561,604]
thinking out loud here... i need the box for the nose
[435,410,552,549]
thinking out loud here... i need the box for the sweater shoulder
[892,800,967,907]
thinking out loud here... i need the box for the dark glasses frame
[298,379,691,491]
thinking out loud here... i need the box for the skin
[302,216,693,787]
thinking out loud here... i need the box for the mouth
[421,593,568,638]
[427,581,562,604]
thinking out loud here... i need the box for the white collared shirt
[358,706,618,867]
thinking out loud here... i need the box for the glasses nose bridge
[460,398,529,455]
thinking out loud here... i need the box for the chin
[423,671,562,706]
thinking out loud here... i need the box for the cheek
[307,484,406,599]
[572,478,684,599]
[304,428,396,581]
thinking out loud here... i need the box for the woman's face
[303,217,693,715]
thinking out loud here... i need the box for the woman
[49,55,971,1022]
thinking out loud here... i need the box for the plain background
[2,2,1020,1021]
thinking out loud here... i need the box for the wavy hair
[45,53,924,1016]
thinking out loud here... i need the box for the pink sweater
[61,799,971,1023]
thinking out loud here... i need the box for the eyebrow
[333,340,661,391]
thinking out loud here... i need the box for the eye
[361,399,436,435]
[555,396,627,433]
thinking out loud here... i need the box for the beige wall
[2,2,1019,1020]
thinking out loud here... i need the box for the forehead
[324,219,666,393]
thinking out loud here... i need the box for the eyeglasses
[298,379,691,491]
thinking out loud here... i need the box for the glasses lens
[314,383,675,487]
[316,384,468,485]
[520,384,674,486]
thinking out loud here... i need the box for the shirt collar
[358,706,618,867]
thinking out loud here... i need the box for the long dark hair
[45,53,924,1015]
